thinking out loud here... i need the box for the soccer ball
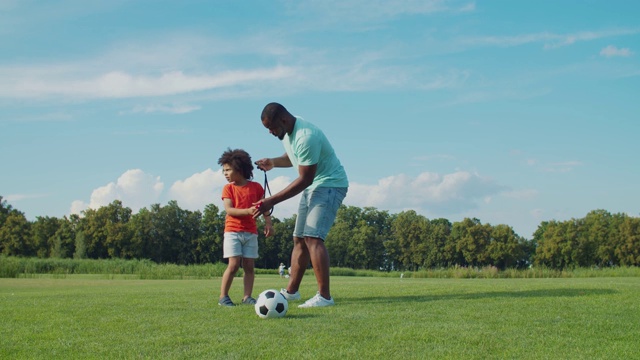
[255,289,288,319]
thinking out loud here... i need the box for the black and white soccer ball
[255,289,288,319]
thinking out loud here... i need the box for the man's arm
[255,153,292,171]
[271,153,292,168]
[271,163,315,204]
[253,163,316,218]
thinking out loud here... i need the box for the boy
[218,148,273,306]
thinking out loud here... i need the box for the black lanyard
[260,170,273,216]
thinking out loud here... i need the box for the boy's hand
[264,224,273,237]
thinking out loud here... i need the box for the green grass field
[1,275,639,359]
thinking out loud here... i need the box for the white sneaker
[280,288,301,301]
[298,292,334,308]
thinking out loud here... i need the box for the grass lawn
[1,275,639,359]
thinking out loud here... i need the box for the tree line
[1,196,638,270]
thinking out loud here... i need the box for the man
[253,102,348,308]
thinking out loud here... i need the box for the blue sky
[1,0,638,239]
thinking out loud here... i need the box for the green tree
[52,215,78,258]
[193,204,225,264]
[180,209,203,264]
[581,210,611,267]
[326,217,353,268]
[129,208,153,260]
[453,218,491,267]
[390,210,429,271]
[6,189,639,270]
[327,205,391,270]
[534,221,565,268]
[78,200,132,259]
[144,201,200,264]
[602,213,626,266]
[101,201,133,258]
[560,220,581,268]
[442,220,464,267]
[74,230,87,259]
[327,206,359,268]
[32,216,61,258]
[486,224,523,269]
[79,208,108,259]
[260,216,294,270]
[0,196,12,228]
[105,216,134,259]
[533,221,554,267]
[424,218,452,268]
[0,211,32,256]
[617,216,640,266]
[356,208,392,270]
[357,224,386,269]
[536,219,582,269]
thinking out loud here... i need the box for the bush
[1,256,639,279]
[0,256,229,279]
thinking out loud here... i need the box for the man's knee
[293,236,307,248]
[304,236,326,251]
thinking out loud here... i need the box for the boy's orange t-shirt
[221,181,264,234]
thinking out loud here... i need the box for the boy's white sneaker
[280,288,301,301]
[298,292,335,308]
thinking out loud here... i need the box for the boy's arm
[263,214,274,237]
[222,198,254,217]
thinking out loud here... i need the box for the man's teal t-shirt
[282,117,348,189]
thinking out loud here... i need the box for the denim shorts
[223,232,259,258]
[294,187,347,241]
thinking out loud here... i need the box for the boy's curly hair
[217,148,254,180]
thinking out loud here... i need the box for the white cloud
[503,189,538,200]
[289,0,475,22]
[1,67,294,99]
[125,103,201,115]
[70,169,164,215]
[168,169,226,212]
[530,208,544,219]
[345,171,506,215]
[5,193,48,202]
[543,161,583,173]
[0,46,455,101]
[70,169,511,221]
[413,154,456,162]
[70,200,88,216]
[169,169,302,218]
[460,28,640,50]
[0,15,468,103]
[70,168,304,219]
[600,45,632,58]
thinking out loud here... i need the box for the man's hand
[252,198,274,219]
[254,158,274,171]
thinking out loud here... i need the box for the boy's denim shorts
[294,187,347,241]
[223,232,258,258]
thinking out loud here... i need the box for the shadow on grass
[285,313,320,320]
[343,288,616,304]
